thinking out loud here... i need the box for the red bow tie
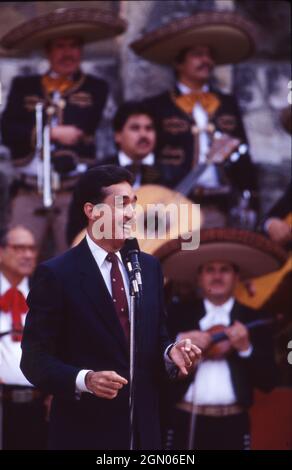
[0,287,28,341]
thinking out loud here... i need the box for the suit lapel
[75,238,129,355]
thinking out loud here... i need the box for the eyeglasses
[5,244,38,254]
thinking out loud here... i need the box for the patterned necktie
[0,287,28,341]
[106,253,130,341]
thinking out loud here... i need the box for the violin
[204,317,278,360]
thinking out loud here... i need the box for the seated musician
[0,226,48,449]
[164,229,280,450]
[130,11,259,228]
[0,7,126,255]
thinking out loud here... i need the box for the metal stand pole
[129,294,136,451]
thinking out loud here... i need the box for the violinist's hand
[168,339,201,376]
[177,330,212,352]
[225,321,251,353]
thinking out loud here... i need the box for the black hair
[113,101,156,132]
[66,165,134,245]
[74,165,133,208]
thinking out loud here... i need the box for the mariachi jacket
[144,87,258,199]
[1,71,108,175]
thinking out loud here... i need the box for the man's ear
[83,202,98,221]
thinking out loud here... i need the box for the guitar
[133,134,241,254]
[235,212,292,311]
[71,134,242,254]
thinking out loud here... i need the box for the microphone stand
[128,264,141,451]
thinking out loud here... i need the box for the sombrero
[130,11,259,65]
[155,228,288,282]
[0,7,127,53]
[280,105,292,135]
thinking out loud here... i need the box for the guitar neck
[175,164,208,196]
[173,134,241,196]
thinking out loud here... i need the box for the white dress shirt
[0,273,32,386]
[76,234,130,392]
[183,298,252,406]
[177,81,220,188]
[118,151,155,188]
[76,234,174,393]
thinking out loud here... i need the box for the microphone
[122,237,142,296]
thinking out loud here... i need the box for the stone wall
[0,0,291,224]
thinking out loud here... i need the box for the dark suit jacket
[20,239,171,450]
[166,299,277,408]
[1,71,108,173]
[144,88,258,204]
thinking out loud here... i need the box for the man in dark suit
[0,7,126,255]
[20,165,201,450]
[130,11,259,228]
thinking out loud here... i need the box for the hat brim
[131,11,258,65]
[0,7,127,53]
[155,228,287,281]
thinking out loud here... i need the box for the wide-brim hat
[155,228,288,281]
[130,11,259,65]
[0,7,127,53]
[280,105,292,135]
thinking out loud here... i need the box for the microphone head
[121,237,140,264]
[124,237,140,252]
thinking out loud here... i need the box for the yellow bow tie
[42,74,74,95]
[174,91,221,116]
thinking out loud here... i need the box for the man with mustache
[106,101,163,188]
[163,229,279,450]
[131,12,259,228]
[0,8,126,256]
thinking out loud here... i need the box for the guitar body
[236,212,291,311]
[71,184,201,255]
[133,184,201,254]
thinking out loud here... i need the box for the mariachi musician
[157,228,286,450]
[130,11,259,228]
[0,7,126,256]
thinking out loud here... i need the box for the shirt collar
[85,233,123,269]
[204,297,235,316]
[118,151,155,167]
[0,272,29,298]
[177,81,209,95]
